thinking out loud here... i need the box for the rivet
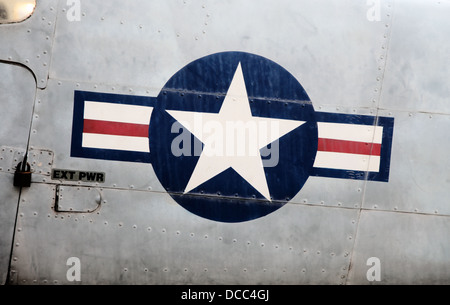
[132,225,137,229]
[123,268,128,272]
[260,243,265,247]
[162,228,166,233]
[144,268,148,272]
[232,239,237,243]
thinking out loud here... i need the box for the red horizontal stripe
[83,119,149,137]
[318,138,381,156]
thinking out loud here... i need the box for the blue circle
[149,52,318,222]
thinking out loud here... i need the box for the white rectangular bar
[82,133,150,153]
[313,151,380,172]
[84,101,153,125]
[318,123,383,144]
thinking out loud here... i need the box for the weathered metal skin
[0,0,449,285]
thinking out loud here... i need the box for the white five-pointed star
[167,63,306,200]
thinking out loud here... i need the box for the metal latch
[14,161,32,187]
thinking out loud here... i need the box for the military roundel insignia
[71,52,394,223]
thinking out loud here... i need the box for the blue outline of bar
[312,112,394,182]
[71,90,156,163]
